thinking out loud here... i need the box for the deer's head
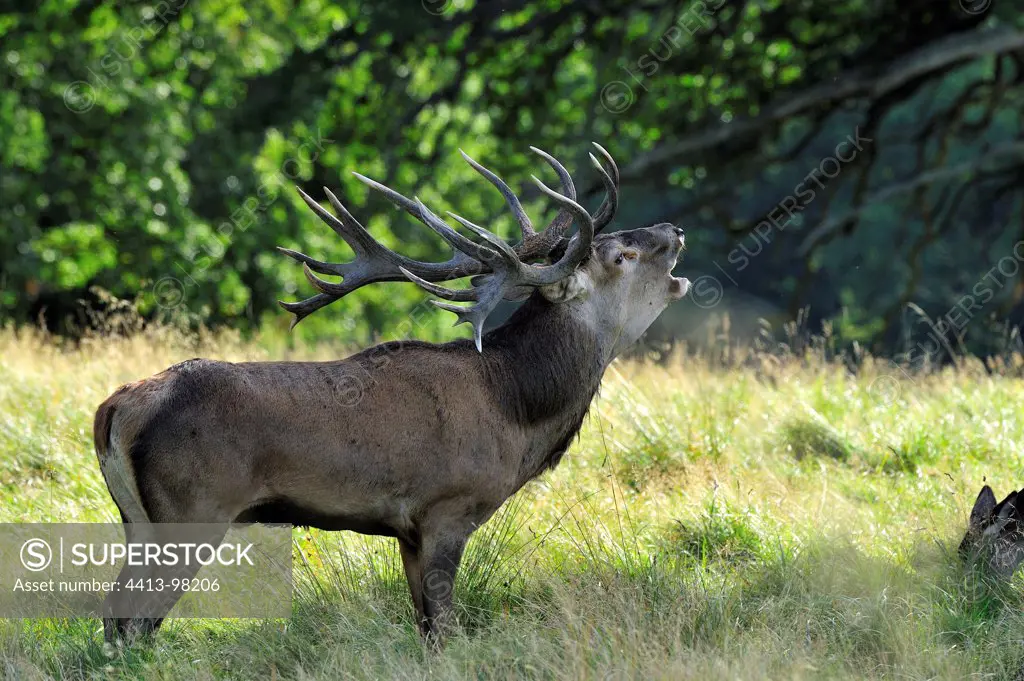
[959,485,1024,577]
[279,143,689,357]
[540,224,688,362]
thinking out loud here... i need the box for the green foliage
[2,2,1022,353]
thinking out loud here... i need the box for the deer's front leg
[418,529,468,645]
[398,538,426,632]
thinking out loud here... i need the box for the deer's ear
[540,270,589,304]
[970,485,998,529]
[1013,491,1024,522]
[995,491,1018,519]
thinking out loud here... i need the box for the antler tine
[446,211,521,264]
[278,292,341,329]
[458,150,535,239]
[587,151,616,230]
[591,142,619,185]
[276,246,347,276]
[398,267,478,302]
[529,147,576,199]
[286,188,368,270]
[449,279,507,353]
[590,142,619,233]
[528,146,577,241]
[351,171,420,217]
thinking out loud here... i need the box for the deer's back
[108,350,525,523]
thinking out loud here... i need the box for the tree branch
[599,27,1024,194]
[799,142,1024,255]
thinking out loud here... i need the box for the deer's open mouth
[665,238,688,299]
[668,276,690,300]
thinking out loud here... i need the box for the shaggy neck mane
[479,292,604,426]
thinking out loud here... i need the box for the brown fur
[93,393,119,462]
[94,223,690,645]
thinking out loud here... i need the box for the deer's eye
[614,250,638,265]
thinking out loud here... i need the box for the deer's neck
[482,293,605,423]
[478,293,606,477]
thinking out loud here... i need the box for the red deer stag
[93,143,690,644]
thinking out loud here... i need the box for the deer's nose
[671,225,685,249]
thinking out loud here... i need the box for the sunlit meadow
[1,319,1023,680]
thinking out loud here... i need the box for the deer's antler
[279,144,620,350]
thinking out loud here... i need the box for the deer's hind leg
[104,480,237,645]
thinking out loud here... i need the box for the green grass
[1,324,1023,679]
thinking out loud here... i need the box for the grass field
[1,323,1023,680]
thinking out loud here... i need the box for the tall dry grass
[1,310,1022,679]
